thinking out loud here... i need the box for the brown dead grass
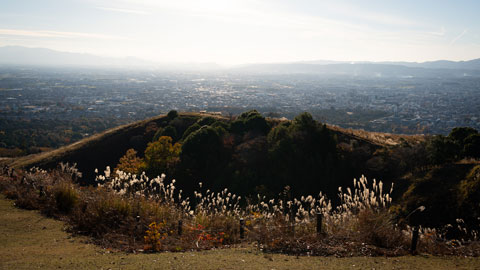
[327,124,426,147]
[1,194,480,270]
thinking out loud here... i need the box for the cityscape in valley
[1,60,479,150]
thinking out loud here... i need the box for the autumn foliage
[115,149,144,174]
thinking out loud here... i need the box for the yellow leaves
[252,211,262,219]
[144,136,181,172]
[144,220,168,251]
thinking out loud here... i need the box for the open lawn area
[0,195,479,270]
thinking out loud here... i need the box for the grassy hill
[5,112,221,182]
[4,112,422,181]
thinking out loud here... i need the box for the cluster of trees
[426,127,480,164]
[115,110,342,198]
[371,127,480,227]
[116,136,181,178]
[396,163,480,227]
[115,111,479,207]
[352,127,480,184]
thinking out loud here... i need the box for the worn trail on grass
[0,195,479,270]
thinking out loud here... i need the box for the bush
[115,148,144,175]
[54,183,78,213]
[181,123,201,141]
[167,110,178,120]
[180,126,225,187]
[356,209,404,248]
[196,116,216,126]
[457,165,480,220]
[153,125,177,142]
[231,110,270,135]
[464,134,480,158]
[144,136,181,177]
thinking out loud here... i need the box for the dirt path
[0,195,479,270]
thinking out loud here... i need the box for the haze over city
[1,0,479,65]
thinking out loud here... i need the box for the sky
[1,0,479,65]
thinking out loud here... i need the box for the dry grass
[1,165,479,257]
[327,124,426,147]
[2,194,480,270]
[8,115,165,169]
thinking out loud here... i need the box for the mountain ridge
[1,46,479,73]
[0,46,153,68]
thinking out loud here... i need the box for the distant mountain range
[231,58,480,77]
[0,46,220,70]
[230,62,480,77]
[1,46,479,77]
[380,59,480,70]
[0,46,155,68]
[294,59,480,70]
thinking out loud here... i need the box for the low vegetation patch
[1,163,479,257]
[3,195,480,270]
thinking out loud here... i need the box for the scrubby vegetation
[100,111,480,229]
[1,163,479,256]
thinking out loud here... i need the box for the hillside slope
[6,114,172,181]
[4,112,422,182]
[3,112,479,227]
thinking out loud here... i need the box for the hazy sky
[1,0,479,65]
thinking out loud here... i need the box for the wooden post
[178,220,183,236]
[290,203,295,237]
[410,226,419,255]
[239,218,245,239]
[316,213,323,235]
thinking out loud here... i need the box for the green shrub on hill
[196,116,216,126]
[144,136,181,177]
[180,126,226,190]
[426,127,480,164]
[181,123,201,141]
[458,165,480,220]
[231,110,270,135]
[464,134,480,158]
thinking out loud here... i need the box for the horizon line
[0,45,479,67]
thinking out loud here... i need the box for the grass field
[1,195,479,270]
